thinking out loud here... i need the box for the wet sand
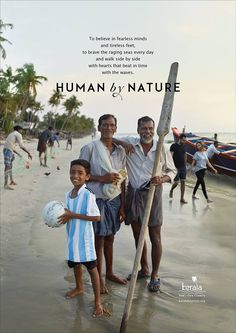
[0,137,236,333]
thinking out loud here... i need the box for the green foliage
[0,21,95,136]
[0,19,13,60]
[0,63,47,133]
[41,112,95,135]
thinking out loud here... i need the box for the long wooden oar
[119,62,179,333]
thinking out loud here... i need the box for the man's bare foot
[4,185,14,190]
[10,181,17,185]
[106,273,127,285]
[65,288,83,298]
[92,304,112,318]
[127,269,151,281]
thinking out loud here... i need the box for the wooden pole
[119,62,179,333]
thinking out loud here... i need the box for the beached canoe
[172,127,236,178]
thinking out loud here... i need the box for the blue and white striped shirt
[65,184,100,263]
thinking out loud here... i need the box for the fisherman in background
[169,133,188,204]
[207,141,220,159]
[37,126,53,166]
[48,131,60,157]
[66,132,73,150]
[3,125,32,190]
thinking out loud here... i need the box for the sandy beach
[0,137,236,333]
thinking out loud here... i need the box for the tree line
[0,20,95,136]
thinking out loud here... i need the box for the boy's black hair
[179,133,187,139]
[70,159,90,174]
[98,114,117,126]
[137,116,155,129]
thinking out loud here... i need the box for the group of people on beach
[57,114,176,317]
[2,115,220,317]
[169,134,219,204]
[37,127,71,167]
[2,125,73,189]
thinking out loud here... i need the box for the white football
[42,201,65,228]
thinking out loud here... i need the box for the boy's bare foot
[10,181,17,185]
[106,273,127,285]
[4,185,14,190]
[65,288,84,298]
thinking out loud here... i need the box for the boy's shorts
[174,166,187,182]
[67,260,97,270]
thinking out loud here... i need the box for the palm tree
[0,66,16,131]
[49,89,65,109]
[48,89,65,126]
[14,63,47,119]
[61,95,83,130]
[0,20,13,60]
[28,99,44,127]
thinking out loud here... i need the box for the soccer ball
[42,201,65,228]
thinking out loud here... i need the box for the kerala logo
[178,276,206,303]
[181,276,203,292]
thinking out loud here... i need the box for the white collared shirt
[120,136,176,189]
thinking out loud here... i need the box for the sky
[1,0,236,134]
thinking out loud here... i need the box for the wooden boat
[172,128,236,178]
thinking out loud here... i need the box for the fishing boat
[172,128,236,178]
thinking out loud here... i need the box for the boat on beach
[172,127,236,178]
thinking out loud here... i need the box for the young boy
[58,159,103,317]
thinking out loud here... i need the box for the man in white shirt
[207,141,220,159]
[3,125,32,190]
[114,116,176,292]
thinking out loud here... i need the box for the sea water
[117,132,236,144]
